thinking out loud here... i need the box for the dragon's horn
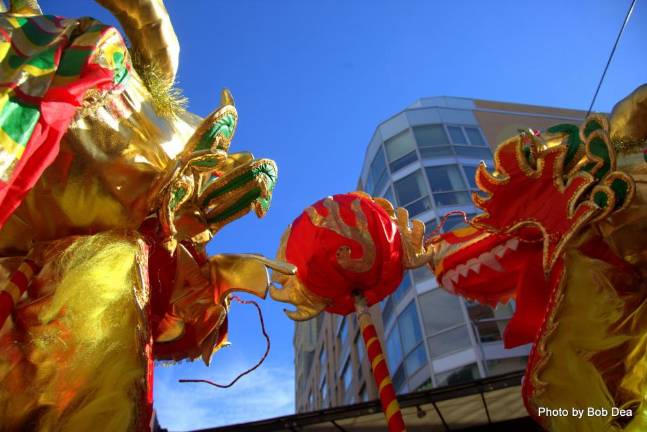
[221,88,235,106]
[95,0,179,81]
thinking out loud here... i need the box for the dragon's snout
[199,157,278,230]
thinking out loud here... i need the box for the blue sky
[41,1,647,430]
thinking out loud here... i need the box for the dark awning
[186,371,541,432]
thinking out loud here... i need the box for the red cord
[425,209,470,241]
[178,295,270,388]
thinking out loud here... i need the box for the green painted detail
[111,50,129,85]
[8,45,56,71]
[169,187,187,211]
[191,158,221,168]
[583,119,603,138]
[0,98,40,146]
[522,145,531,163]
[582,137,611,179]
[256,192,273,213]
[195,112,236,152]
[21,18,58,46]
[57,47,93,77]
[207,188,261,225]
[610,178,628,210]
[593,191,608,208]
[201,162,277,208]
[547,124,581,169]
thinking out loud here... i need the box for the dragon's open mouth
[441,237,519,292]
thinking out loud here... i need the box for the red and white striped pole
[355,294,406,432]
[0,258,39,330]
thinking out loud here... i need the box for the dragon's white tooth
[506,238,519,251]
[443,277,456,293]
[457,264,469,278]
[493,245,507,258]
[448,269,460,283]
[480,251,504,272]
[466,258,481,274]
[442,274,453,289]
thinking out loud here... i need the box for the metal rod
[331,420,348,432]
[431,400,450,431]
[586,0,638,116]
[480,390,492,424]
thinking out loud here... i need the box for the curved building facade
[294,96,586,412]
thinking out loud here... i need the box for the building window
[384,130,418,172]
[420,288,464,334]
[462,165,479,189]
[381,186,396,206]
[427,325,472,358]
[417,378,433,391]
[486,356,528,376]
[447,125,492,158]
[341,356,352,392]
[338,316,350,360]
[386,327,403,371]
[467,301,500,342]
[413,124,452,158]
[435,363,479,387]
[405,344,427,378]
[411,265,433,283]
[393,170,432,217]
[320,376,328,407]
[366,147,388,195]
[382,297,395,328]
[442,214,474,232]
[419,289,471,358]
[425,165,471,207]
[397,301,426,376]
[358,383,368,402]
[338,316,349,347]
[393,364,407,394]
[468,301,514,343]
[398,301,422,353]
[303,350,315,377]
[454,145,492,158]
[447,126,468,145]
[386,301,427,390]
[464,127,488,147]
[391,271,412,305]
[354,331,364,365]
[319,347,327,387]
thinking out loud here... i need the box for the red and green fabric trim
[0,13,130,227]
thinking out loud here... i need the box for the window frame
[393,169,433,217]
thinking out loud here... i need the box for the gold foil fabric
[0,73,201,254]
[0,231,150,431]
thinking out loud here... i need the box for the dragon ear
[221,88,235,107]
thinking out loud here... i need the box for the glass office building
[294,96,586,412]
